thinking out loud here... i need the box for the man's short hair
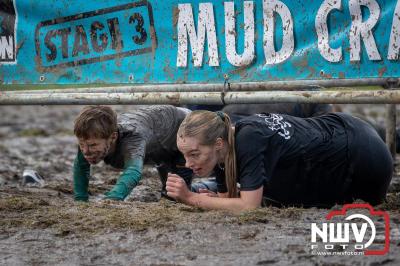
[74,106,117,139]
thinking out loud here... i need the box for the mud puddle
[0,105,399,265]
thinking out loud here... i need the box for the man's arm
[104,158,143,200]
[73,149,90,201]
[104,136,146,200]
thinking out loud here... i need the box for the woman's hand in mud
[166,173,193,203]
[198,188,218,197]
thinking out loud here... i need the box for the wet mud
[0,105,399,265]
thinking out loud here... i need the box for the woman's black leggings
[346,116,393,205]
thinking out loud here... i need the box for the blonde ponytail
[221,113,238,198]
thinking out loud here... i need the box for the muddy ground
[0,105,399,266]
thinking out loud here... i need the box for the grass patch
[377,192,400,210]
[0,195,203,235]
[17,128,49,137]
[0,197,49,211]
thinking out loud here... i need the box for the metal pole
[2,78,398,94]
[384,80,399,159]
[0,91,222,105]
[4,86,383,94]
[2,90,400,105]
[386,104,397,158]
[224,90,400,104]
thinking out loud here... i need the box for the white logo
[256,113,292,140]
[311,214,375,250]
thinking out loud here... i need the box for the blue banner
[0,0,399,84]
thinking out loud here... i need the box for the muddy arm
[187,187,263,212]
[73,149,90,201]
[104,137,146,200]
[104,158,144,200]
[167,174,263,212]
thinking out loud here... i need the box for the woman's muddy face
[177,136,220,177]
[78,137,113,164]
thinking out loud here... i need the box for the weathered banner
[0,0,399,84]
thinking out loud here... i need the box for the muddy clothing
[216,113,392,207]
[73,105,192,201]
[222,103,333,123]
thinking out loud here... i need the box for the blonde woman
[166,111,392,212]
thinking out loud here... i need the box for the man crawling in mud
[72,105,199,201]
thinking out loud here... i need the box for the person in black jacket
[166,111,393,211]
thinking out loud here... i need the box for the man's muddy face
[78,137,112,164]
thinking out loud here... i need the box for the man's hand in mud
[101,198,122,204]
[103,183,129,201]
[103,191,125,201]
[93,194,124,203]
[198,188,218,197]
[166,173,193,203]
